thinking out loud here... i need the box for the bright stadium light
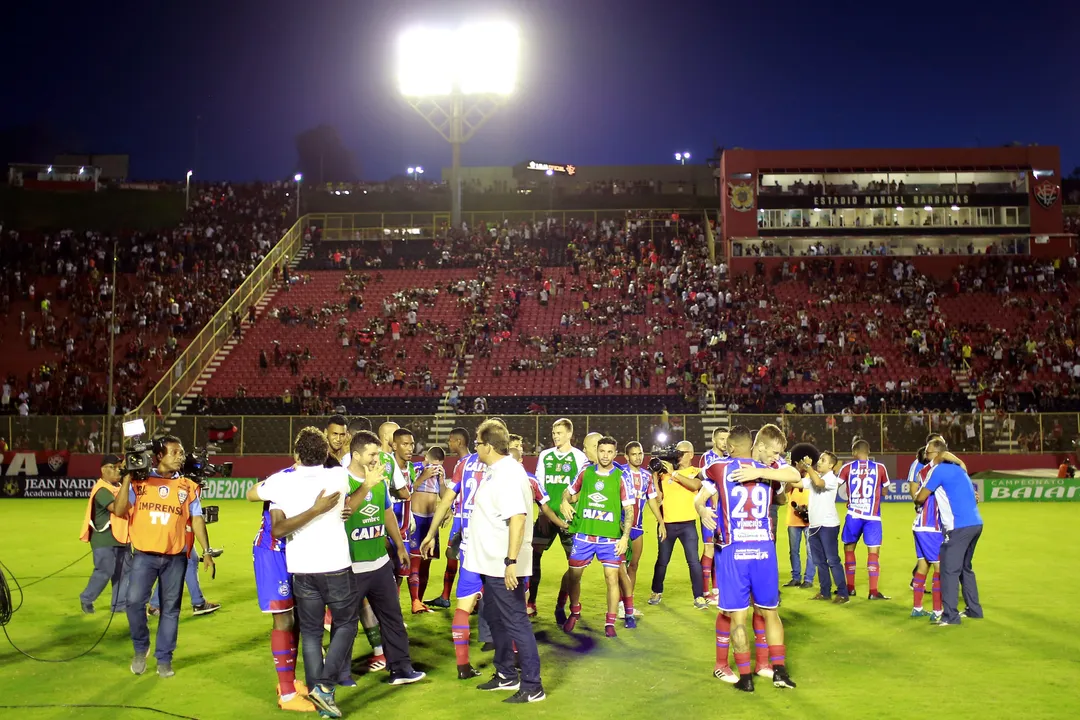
[396,20,519,227]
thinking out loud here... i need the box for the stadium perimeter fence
[5,412,1078,457]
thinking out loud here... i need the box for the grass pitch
[0,501,1076,720]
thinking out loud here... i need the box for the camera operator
[112,435,216,678]
[794,450,849,603]
[784,479,815,589]
[78,454,132,614]
[648,440,706,609]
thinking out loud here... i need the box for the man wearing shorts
[558,436,634,636]
[248,465,314,712]
[622,442,664,606]
[839,440,891,600]
[531,418,589,624]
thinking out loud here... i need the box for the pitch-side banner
[975,472,1080,502]
[0,451,97,499]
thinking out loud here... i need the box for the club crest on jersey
[177,489,188,503]
[562,463,571,472]
[364,491,373,502]
[594,480,605,491]
[158,486,170,499]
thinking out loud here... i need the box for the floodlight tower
[396,22,519,229]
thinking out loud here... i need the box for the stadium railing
[121,217,306,438]
[303,208,709,241]
[8,412,1078,456]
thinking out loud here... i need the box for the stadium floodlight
[46,165,53,173]
[675,151,691,165]
[416,166,424,174]
[656,431,669,444]
[185,170,194,210]
[924,205,933,212]
[396,20,519,227]
[293,173,303,218]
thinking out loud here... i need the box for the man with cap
[78,454,132,614]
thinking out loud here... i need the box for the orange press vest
[78,479,131,544]
[127,475,198,555]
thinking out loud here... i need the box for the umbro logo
[359,504,380,518]
[588,492,606,504]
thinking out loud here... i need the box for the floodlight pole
[105,239,118,451]
[403,89,507,231]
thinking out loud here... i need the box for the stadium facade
[716,146,1066,259]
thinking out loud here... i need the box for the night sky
[4,0,1076,181]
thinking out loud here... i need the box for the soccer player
[559,436,634,636]
[342,431,426,686]
[622,442,665,605]
[698,427,730,603]
[389,427,438,614]
[407,445,446,611]
[581,431,637,620]
[509,434,568,591]
[419,419,507,680]
[839,439,891,600]
[426,427,471,609]
[702,425,798,692]
[531,418,589,623]
[909,459,943,621]
[246,464,314,712]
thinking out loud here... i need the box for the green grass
[0,501,1076,720]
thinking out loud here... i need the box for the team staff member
[915,439,984,626]
[796,451,849,603]
[112,436,215,678]
[785,479,815,589]
[78,454,132,614]
[467,420,546,703]
[649,440,706,609]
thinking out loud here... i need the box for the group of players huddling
[246,413,971,711]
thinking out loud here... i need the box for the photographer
[794,450,849,603]
[112,435,216,678]
[785,478,816,589]
[78,454,132,614]
[648,440,706,609]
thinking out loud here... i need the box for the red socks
[768,644,786,667]
[408,555,422,604]
[752,614,769,671]
[605,612,616,627]
[912,572,927,609]
[271,628,298,696]
[715,613,731,669]
[569,603,582,616]
[418,559,431,600]
[932,573,942,613]
[844,550,857,593]
[867,552,880,595]
[622,595,634,618]
[451,608,471,666]
[734,651,752,677]
[701,553,713,594]
[442,557,458,600]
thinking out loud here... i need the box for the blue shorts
[715,542,779,612]
[391,500,407,530]
[456,548,483,599]
[630,527,645,542]
[842,516,883,547]
[914,531,943,563]
[253,547,293,613]
[568,534,622,569]
[410,515,440,557]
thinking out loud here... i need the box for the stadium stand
[0,182,292,415]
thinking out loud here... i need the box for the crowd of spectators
[0,182,293,417]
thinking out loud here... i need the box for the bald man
[649,440,706,608]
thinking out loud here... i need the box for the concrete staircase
[167,243,309,425]
[951,368,1018,452]
[428,352,474,448]
[700,402,731,451]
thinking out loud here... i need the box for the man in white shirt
[254,427,355,719]
[793,450,849,603]
[465,420,546,704]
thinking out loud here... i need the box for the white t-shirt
[257,465,351,574]
[463,455,534,578]
[801,471,841,528]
